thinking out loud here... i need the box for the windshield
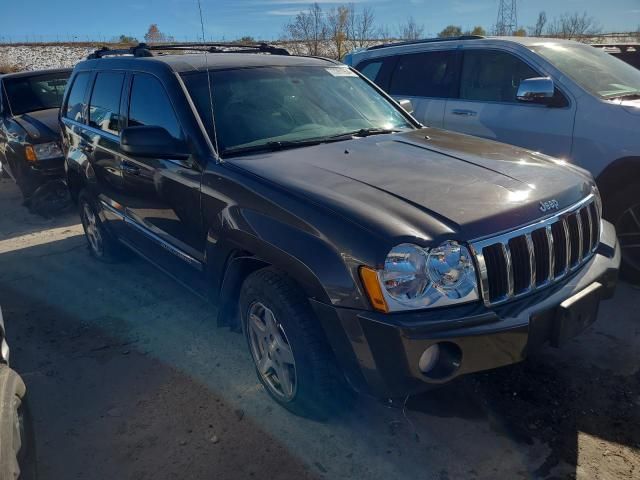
[182,66,414,156]
[4,72,70,115]
[530,42,640,99]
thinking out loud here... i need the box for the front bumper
[311,220,621,399]
[28,156,65,179]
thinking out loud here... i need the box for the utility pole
[495,0,518,36]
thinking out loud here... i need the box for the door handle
[121,161,140,175]
[451,109,477,117]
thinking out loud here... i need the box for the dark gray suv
[60,43,620,418]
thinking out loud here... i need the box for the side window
[460,50,539,103]
[389,51,458,98]
[63,72,91,123]
[88,72,124,135]
[128,74,182,140]
[357,61,383,83]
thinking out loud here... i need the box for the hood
[228,128,594,243]
[13,108,61,142]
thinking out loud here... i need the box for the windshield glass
[530,42,640,99]
[4,72,70,115]
[182,66,414,156]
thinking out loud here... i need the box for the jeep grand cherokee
[60,43,620,418]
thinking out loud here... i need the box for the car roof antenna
[196,0,221,160]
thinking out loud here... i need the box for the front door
[443,49,576,159]
[119,73,206,292]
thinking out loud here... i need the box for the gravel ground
[0,177,638,479]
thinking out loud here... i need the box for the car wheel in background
[0,366,37,480]
[607,183,640,284]
[239,268,351,420]
[78,191,127,263]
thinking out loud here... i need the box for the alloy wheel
[616,202,640,273]
[82,203,103,257]
[247,302,297,401]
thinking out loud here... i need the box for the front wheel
[239,268,350,419]
[607,184,640,284]
[78,191,127,262]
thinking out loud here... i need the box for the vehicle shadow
[0,179,78,242]
[0,235,638,479]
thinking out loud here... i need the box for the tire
[239,267,350,419]
[605,183,640,284]
[0,366,36,480]
[78,191,127,263]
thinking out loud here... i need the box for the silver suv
[345,36,640,282]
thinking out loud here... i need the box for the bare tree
[377,24,394,43]
[546,11,600,40]
[347,5,376,49]
[513,28,527,37]
[438,25,462,38]
[529,11,547,37]
[398,16,424,41]
[326,5,350,60]
[283,3,327,56]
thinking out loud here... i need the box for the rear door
[386,50,459,128]
[443,49,576,158]
[119,72,206,291]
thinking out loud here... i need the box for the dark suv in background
[0,69,70,201]
[60,43,619,418]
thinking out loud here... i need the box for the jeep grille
[470,195,600,306]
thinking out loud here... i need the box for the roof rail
[87,42,289,59]
[367,35,484,51]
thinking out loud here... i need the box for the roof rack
[367,35,484,51]
[87,42,290,59]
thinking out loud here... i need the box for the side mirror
[517,77,555,104]
[120,126,190,160]
[398,99,414,114]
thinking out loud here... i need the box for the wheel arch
[209,227,347,331]
[596,156,640,219]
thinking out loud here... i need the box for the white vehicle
[345,36,640,282]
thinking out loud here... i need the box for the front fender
[207,208,371,326]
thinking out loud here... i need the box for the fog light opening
[419,345,440,374]
[418,342,462,380]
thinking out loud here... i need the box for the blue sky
[1,0,639,42]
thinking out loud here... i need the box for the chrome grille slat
[501,242,514,298]
[575,211,584,264]
[471,195,600,307]
[562,217,571,275]
[545,225,555,282]
[525,233,536,291]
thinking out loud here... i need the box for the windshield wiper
[606,92,640,101]
[327,127,401,140]
[222,128,403,158]
[223,138,334,158]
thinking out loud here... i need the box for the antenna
[196,0,220,158]
[495,0,518,36]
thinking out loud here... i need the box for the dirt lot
[0,177,638,480]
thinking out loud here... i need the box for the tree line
[119,7,613,61]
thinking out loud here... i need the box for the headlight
[365,241,478,312]
[28,142,63,161]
